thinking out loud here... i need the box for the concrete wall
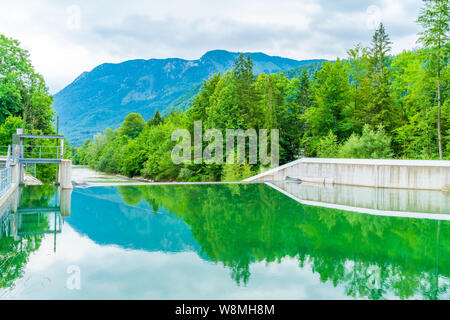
[11,163,20,184]
[270,181,449,214]
[245,158,450,191]
[59,159,73,190]
[0,183,19,217]
[60,189,72,217]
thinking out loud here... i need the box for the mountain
[53,50,326,145]
[283,60,326,79]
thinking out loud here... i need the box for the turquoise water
[0,184,449,300]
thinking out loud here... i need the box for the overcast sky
[0,0,424,93]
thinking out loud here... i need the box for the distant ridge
[53,50,326,145]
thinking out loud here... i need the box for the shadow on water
[0,182,449,299]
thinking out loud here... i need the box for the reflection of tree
[0,235,43,289]
[0,186,57,290]
[117,184,449,299]
[118,186,144,206]
[20,185,58,208]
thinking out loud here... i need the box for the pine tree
[232,53,259,128]
[297,71,313,112]
[367,23,396,130]
[296,71,313,156]
[147,109,163,127]
[347,43,370,133]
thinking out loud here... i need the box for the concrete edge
[300,158,450,167]
[265,182,450,221]
[0,183,19,214]
[244,159,303,182]
[73,180,270,188]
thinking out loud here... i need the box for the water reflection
[270,181,450,216]
[0,186,71,290]
[0,183,449,299]
[110,184,449,299]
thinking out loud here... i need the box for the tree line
[0,1,444,182]
[0,34,66,182]
[73,1,449,181]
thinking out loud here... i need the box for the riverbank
[72,165,152,185]
[24,173,43,185]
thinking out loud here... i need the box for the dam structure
[245,158,450,191]
[0,129,73,207]
[244,157,450,220]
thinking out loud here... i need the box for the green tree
[391,50,438,158]
[338,124,393,159]
[73,138,92,165]
[232,54,260,128]
[366,24,396,130]
[317,131,339,158]
[303,59,352,153]
[0,116,22,146]
[147,109,163,127]
[189,73,221,122]
[0,34,55,133]
[417,0,449,159]
[295,71,314,155]
[120,113,146,139]
[346,44,370,132]
[296,70,314,113]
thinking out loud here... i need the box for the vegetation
[0,35,62,183]
[0,186,57,290]
[0,35,55,134]
[416,0,449,159]
[1,0,448,183]
[73,5,450,181]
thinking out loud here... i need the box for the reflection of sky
[67,187,201,253]
[3,224,350,300]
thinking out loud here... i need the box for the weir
[0,129,73,208]
[245,158,450,191]
[11,128,73,189]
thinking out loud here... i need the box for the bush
[338,125,393,159]
[317,131,339,158]
[0,116,22,146]
[222,162,254,181]
[178,167,194,180]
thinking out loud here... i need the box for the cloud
[0,0,423,93]
[10,224,350,299]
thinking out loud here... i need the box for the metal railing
[12,144,63,162]
[0,146,12,198]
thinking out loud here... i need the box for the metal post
[60,139,64,159]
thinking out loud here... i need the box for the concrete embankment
[24,173,43,185]
[245,158,450,191]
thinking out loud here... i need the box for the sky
[0,0,424,93]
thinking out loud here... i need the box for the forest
[0,0,448,183]
[0,35,69,182]
[73,1,449,182]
